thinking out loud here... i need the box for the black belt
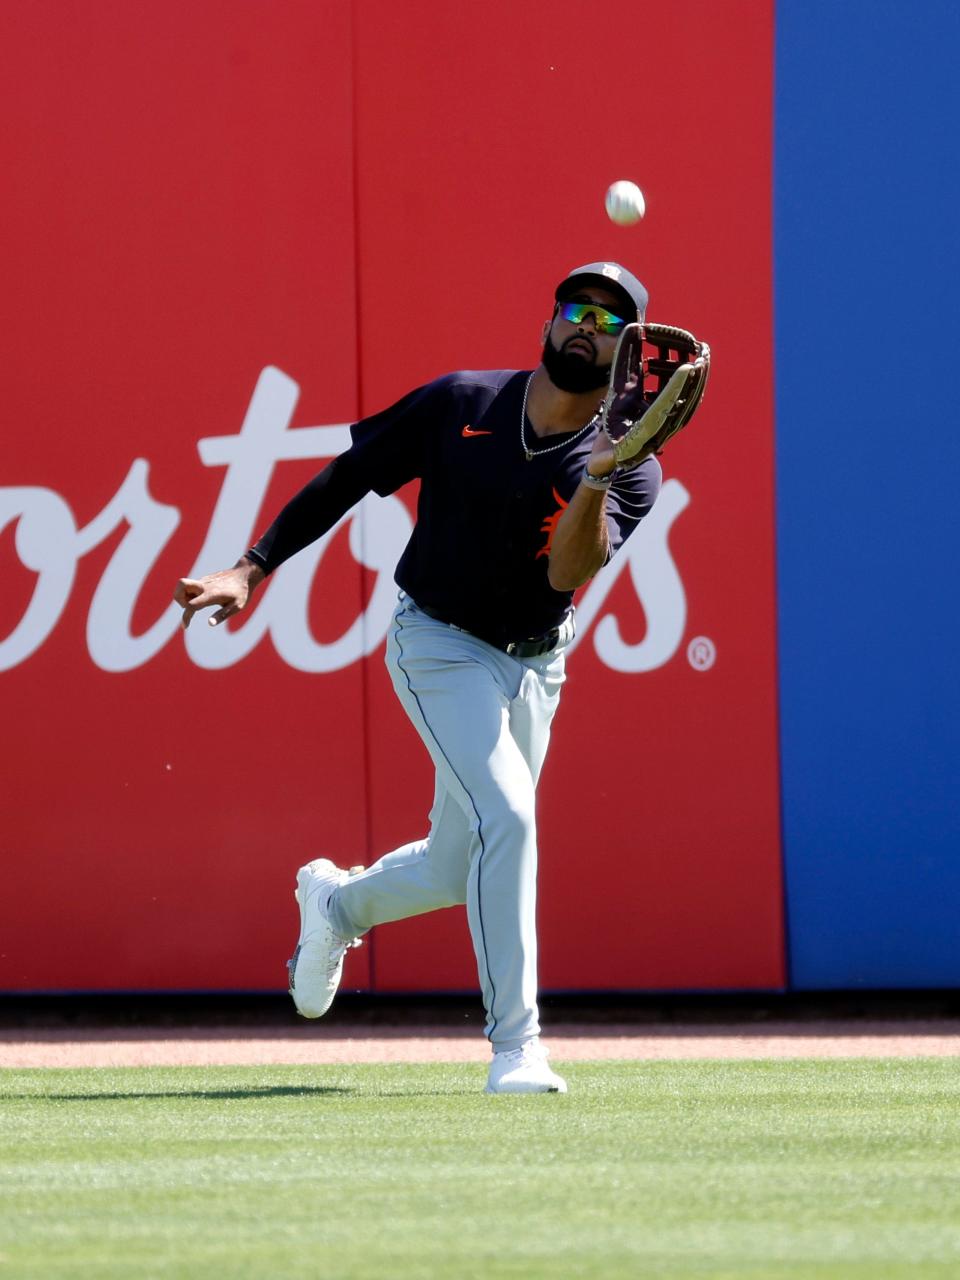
[415,603,565,658]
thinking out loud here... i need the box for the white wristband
[581,466,613,491]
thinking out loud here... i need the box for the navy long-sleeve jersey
[247,369,661,647]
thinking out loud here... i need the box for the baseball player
[175,262,707,1094]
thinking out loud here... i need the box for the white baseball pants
[327,595,569,1050]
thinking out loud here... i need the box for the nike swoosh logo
[462,425,493,437]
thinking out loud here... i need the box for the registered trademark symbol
[686,635,716,671]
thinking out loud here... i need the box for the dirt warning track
[4,1020,960,1069]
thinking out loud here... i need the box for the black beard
[541,333,611,393]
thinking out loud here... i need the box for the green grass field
[2,1058,959,1279]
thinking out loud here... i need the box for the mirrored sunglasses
[557,301,628,335]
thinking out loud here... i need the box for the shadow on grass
[9,1085,355,1101]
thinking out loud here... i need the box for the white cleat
[287,859,360,1019]
[485,1040,568,1094]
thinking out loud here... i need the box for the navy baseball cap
[555,262,648,324]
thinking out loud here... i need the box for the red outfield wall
[0,1,781,994]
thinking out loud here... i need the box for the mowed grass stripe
[1,1059,959,1279]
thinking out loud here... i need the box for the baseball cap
[555,261,648,324]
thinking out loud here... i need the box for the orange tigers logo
[536,488,569,560]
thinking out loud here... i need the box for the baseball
[604,180,645,226]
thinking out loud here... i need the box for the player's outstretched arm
[546,481,610,592]
[174,556,265,630]
[173,449,373,630]
[547,431,618,591]
[547,423,658,591]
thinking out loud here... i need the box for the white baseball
[604,180,645,226]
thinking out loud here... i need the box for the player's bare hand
[173,558,265,630]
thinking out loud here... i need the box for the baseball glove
[600,322,711,464]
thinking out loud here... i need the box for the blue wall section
[775,2,960,987]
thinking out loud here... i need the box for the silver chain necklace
[520,372,599,461]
